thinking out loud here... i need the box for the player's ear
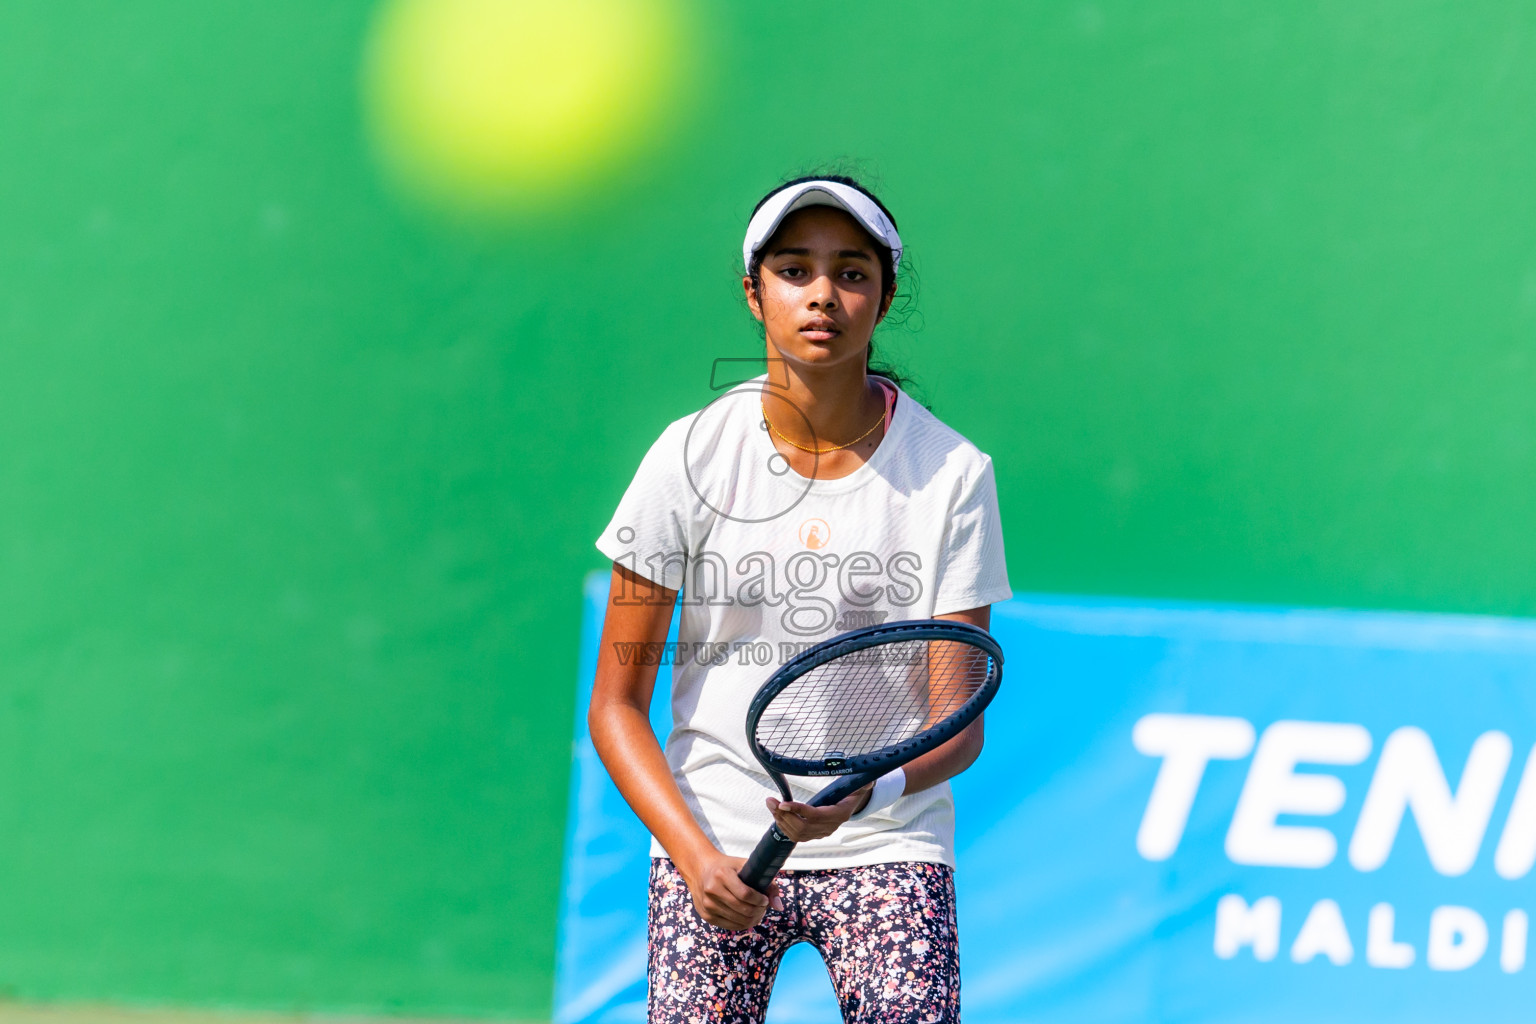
[875,283,896,324]
[743,275,765,322]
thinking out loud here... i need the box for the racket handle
[738,826,796,894]
[737,776,870,893]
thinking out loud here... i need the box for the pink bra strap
[875,377,896,433]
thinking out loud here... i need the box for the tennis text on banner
[1133,714,1536,973]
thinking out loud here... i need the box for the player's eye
[842,269,866,282]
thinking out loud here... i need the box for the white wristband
[851,768,906,821]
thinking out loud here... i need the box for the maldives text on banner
[557,575,1536,1024]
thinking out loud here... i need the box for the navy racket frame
[738,618,1004,893]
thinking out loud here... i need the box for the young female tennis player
[590,175,1011,1024]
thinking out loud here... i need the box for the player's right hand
[682,850,782,931]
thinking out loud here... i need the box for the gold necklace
[761,394,887,454]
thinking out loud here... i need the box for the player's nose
[805,274,837,309]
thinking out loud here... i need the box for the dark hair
[745,172,919,393]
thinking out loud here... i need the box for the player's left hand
[766,785,873,842]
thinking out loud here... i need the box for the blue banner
[557,576,1536,1022]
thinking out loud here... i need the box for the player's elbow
[586,687,624,747]
[588,691,627,735]
[956,720,985,771]
[587,680,649,747]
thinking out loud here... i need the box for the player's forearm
[896,716,984,795]
[588,699,718,871]
[901,606,993,795]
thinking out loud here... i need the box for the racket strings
[755,639,992,762]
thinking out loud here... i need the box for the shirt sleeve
[595,422,694,591]
[931,455,1012,616]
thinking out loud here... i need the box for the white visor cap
[742,180,902,275]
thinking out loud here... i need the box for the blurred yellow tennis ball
[363,0,681,210]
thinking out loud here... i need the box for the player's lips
[799,318,840,340]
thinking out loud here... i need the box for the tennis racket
[737,618,1004,894]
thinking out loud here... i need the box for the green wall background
[2,1,1534,1019]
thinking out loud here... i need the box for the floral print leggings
[647,858,961,1024]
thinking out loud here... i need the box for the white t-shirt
[595,374,1011,869]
